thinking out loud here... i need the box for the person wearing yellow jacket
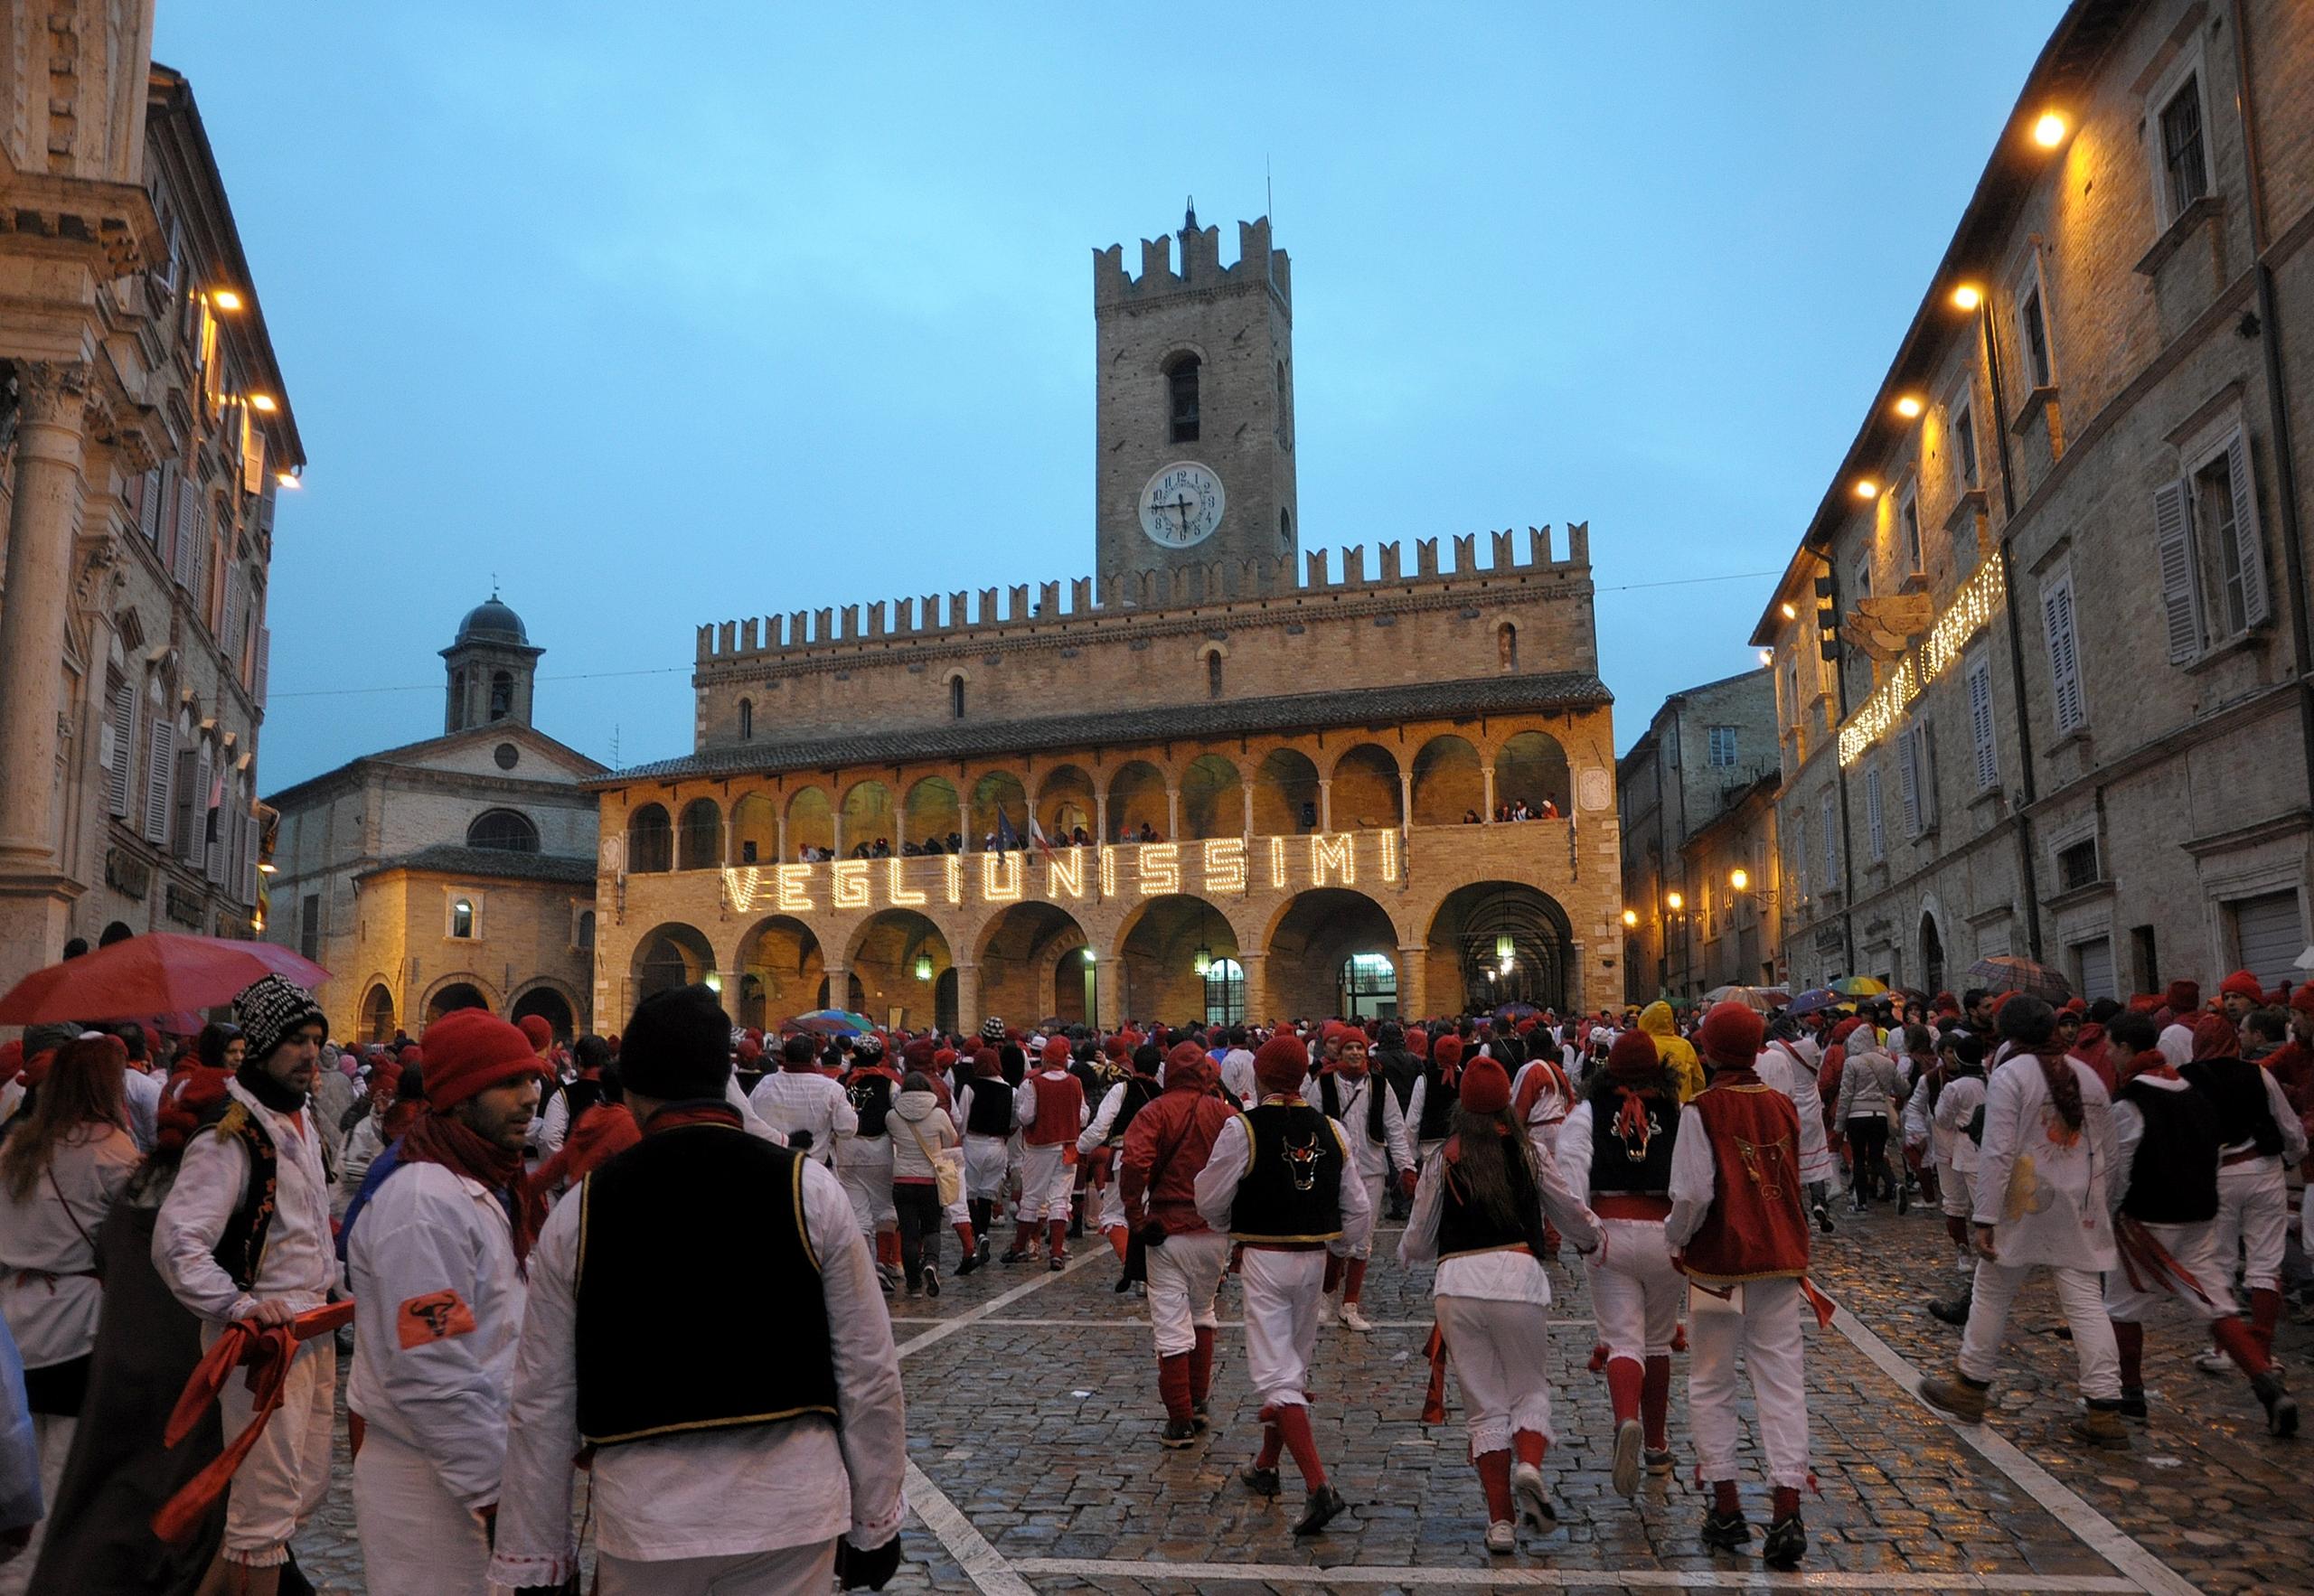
[1637,1003,1705,1103]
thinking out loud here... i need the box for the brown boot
[2070,1403,2131,1449]
[1918,1368,1989,1423]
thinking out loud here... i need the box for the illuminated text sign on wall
[1836,556,2005,768]
[718,831,1400,916]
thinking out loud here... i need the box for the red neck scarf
[400,1108,537,1265]
[644,1100,743,1136]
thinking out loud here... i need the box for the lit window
[1203,956,1246,1026]
[449,897,475,939]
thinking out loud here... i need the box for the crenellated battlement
[695,523,1591,664]
[1095,214,1290,313]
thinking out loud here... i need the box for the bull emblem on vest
[1734,1132,1797,1198]
[1281,1131,1322,1193]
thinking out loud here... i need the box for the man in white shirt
[344,1008,542,1595]
[1304,1025,1414,1332]
[151,975,337,1594]
[749,1034,858,1164]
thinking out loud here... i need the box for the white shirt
[1971,1054,2116,1271]
[1399,1131,1598,1305]
[487,1154,907,1586]
[748,1070,857,1162]
[1013,1070,1089,1137]
[337,1110,390,1220]
[154,1077,338,1323]
[0,1123,140,1366]
[1754,1039,1835,1184]
[122,1066,163,1152]
[1218,1048,1257,1106]
[1662,1103,1720,1253]
[346,1160,523,1511]
[1301,1071,1413,1179]
[1190,1104,1375,1257]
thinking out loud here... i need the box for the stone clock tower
[1094,204,1297,590]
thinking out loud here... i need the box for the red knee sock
[1322,1254,1344,1296]
[1011,1220,1038,1254]
[1605,1356,1642,1424]
[1255,1404,1283,1469]
[2213,1313,2272,1376]
[877,1230,901,1269]
[1474,1449,1513,1523]
[1107,1225,1129,1263]
[1046,1218,1068,1259]
[2251,1288,2282,1357]
[1190,1325,1216,1405]
[1157,1354,1194,1422]
[1641,1355,1671,1450]
[1274,1402,1327,1487]
[1712,1479,1740,1516]
[1512,1429,1546,1468]
[953,1221,976,1253]
[2112,1319,2145,1388]
[1542,1218,1561,1259]
[1771,1485,1800,1520]
[1342,1258,1369,1306]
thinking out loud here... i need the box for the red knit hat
[1459,1056,1511,1116]
[2165,979,2202,1014]
[1607,1029,1660,1079]
[1322,1020,1360,1048]
[1695,1001,1764,1069]
[735,1035,763,1065]
[516,1014,554,1052]
[2293,983,2314,1016]
[1254,1031,1309,1095]
[2219,970,2265,1002]
[1165,1039,1206,1075]
[1433,1034,1464,1072]
[1041,1035,1072,1068]
[420,1009,542,1111]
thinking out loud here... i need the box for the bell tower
[441,592,542,733]
[1093,202,1296,592]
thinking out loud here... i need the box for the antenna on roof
[1266,157,1273,225]
[1183,193,1197,235]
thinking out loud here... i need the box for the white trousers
[1241,1247,1326,1408]
[1336,1171,1384,1263]
[1959,1261,2120,1398]
[1587,1217,1681,1360]
[211,1328,334,1563]
[1147,1231,1230,1357]
[2213,1160,2289,1294]
[839,1137,897,1234]
[1435,1294,1556,1458]
[963,1133,1011,1200]
[353,1426,490,1595]
[1096,1171,1127,1233]
[0,1413,71,1596]
[1019,1142,1073,1223]
[1687,1276,1809,1489]
[2104,1220,2226,1325]
[597,1539,837,1594]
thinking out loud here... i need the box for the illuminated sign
[719,831,1401,915]
[1837,557,2004,768]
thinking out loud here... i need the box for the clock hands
[1158,492,1198,540]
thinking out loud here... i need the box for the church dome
[455,596,528,646]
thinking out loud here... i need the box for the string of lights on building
[1836,555,2006,767]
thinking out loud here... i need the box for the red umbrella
[0,934,329,1026]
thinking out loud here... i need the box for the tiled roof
[354,845,597,885]
[590,671,1612,787]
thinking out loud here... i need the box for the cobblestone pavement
[287,1200,2314,1593]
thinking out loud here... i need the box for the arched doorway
[509,985,576,1042]
[629,921,716,1011]
[1921,914,1946,999]
[362,982,397,1044]
[846,910,952,1031]
[1203,956,1246,1026]
[1426,881,1576,1015]
[977,902,1089,1034]
[424,981,492,1027]
[738,914,825,1031]
[1266,888,1399,1021]
[1117,895,1237,1026]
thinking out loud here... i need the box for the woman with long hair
[0,1035,142,1591]
[1400,1056,1599,1554]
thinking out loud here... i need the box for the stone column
[1398,772,1414,830]
[831,808,844,860]
[823,961,849,1015]
[1482,764,1497,821]
[1165,786,1180,841]
[0,363,90,984]
[1241,784,1255,837]
[1396,942,1427,1021]
[1237,950,1270,1028]
[776,810,788,862]
[1095,792,1109,846]
[1091,951,1120,1033]
[953,961,980,1035]
[1317,780,1332,833]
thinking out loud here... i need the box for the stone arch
[1034,764,1096,843]
[1252,746,1320,836]
[626,803,673,874]
[508,980,579,1041]
[904,776,961,848]
[1264,887,1402,1023]
[731,793,778,865]
[360,980,397,1043]
[1410,734,1485,826]
[843,909,954,1031]
[1117,894,1239,1027]
[1425,880,1576,1016]
[737,914,825,1031]
[1916,893,1952,1000]
[976,901,1091,1031]
[630,921,716,1006]
[420,973,497,1028]
[1328,743,1403,830]
[967,771,1028,848]
[676,797,724,870]
[1494,729,1571,817]
[1107,760,1167,841]
[1179,753,1243,840]
[786,785,832,859]
[840,779,894,855]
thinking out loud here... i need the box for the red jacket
[1682,1072,1811,1285]
[1022,1070,1085,1147]
[1117,1056,1236,1235]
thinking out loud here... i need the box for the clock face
[1139,462,1227,549]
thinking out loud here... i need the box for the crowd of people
[0,960,2305,1591]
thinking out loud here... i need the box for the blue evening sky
[157,3,2068,788]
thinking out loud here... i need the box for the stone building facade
[590,212,1622,1037]
[1752,0,2314,1001]
[1616,668,1780,1001]
[262,599,603,1041]
[0,15,306,991]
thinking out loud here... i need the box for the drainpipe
[2230,0,2314,812]
[1828,558,1859,978]
[1980,302,2046,963]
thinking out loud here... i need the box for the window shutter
[1913,722,1939,830]
[156,463,179,567]
[174,746,202,859]
[1821,793,1837,885]
[240,812,260,906]
[2151,479,2202,663]
[138,469,162,543]
[105,678,136,818]
[142,719,175,843]
[253,626,270,709]
[1967,656,1998,791]
[2224,431,2269,628]
[1896,728,1920,837]
[1792,812,1809,898]
[225,787,243,891]
[2043,575,2086,735]
[1865,767,1886,861]
[174,483,199,588]
[240,411,266,496]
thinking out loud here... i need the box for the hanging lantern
[1495,934,1516,962]
[1193,945,1213,977]
[914,953,933,981]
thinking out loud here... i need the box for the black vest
[2180,1056,2284,1155]
[962,1076,1014,1137]
[1585,1073,1679,1197]
[198,1098,277,1291]
[1436,1136,1549,1263]
[1108,1076,1161,1144]
[561,1077,607,1122]
[847,1072,895,1138]
[1416,1059,1459,1141]
[1228,1103,1344,1244]
[2117,1079,2221,1225]
[574,1123,837,1446]
[1318,1072,1387,1147]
